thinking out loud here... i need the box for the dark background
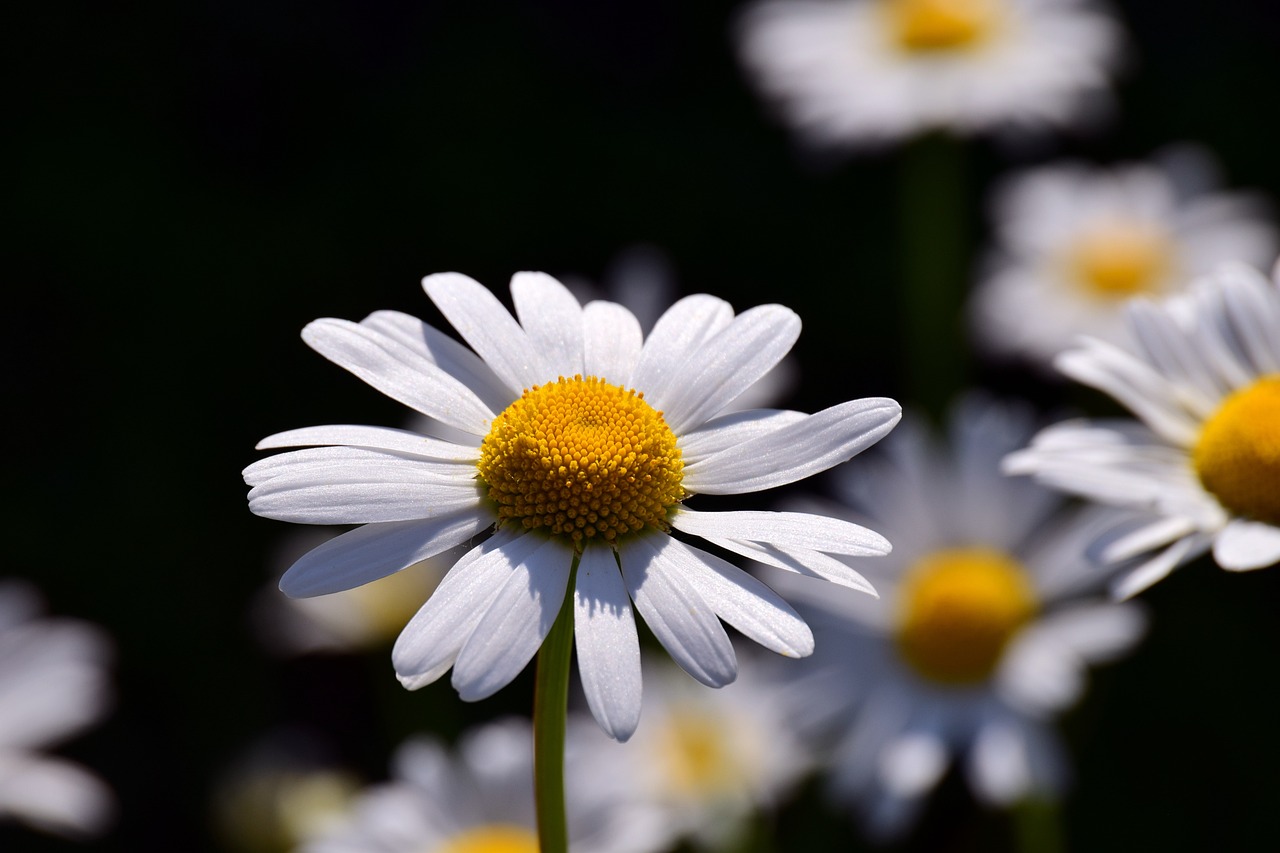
[8,1,1280,850]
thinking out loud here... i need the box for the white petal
[678,409,808,463]
[879,732,948,798]
[359,309,517,411]
[452,538,574,701]
[630,294,734,412]
[1036,603,1147,663]
[1095,514,1199,563]
[969,722,1034,806]
[1214,519,1280,571]
[248,470,483,525]
[278,509,491,597]
[581,300,643,386]
[302,318,495,435]
[573,546,642,741]
[707,536,878,596]
[511,272,585,379]
[618,535,737,687]
[423,272,549,393]
[0,755,114,837]
[244,446,474,487]
[666,538,814,657]
[1110,535,1206,599]
[392,529,534,688]
[683,398,901,494]
[256,424,481,461]
[656,304,800,433]
[673,508,891,556]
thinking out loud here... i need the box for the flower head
[765,399,1145,837]
[736,0,1124,148]
[1006,261,1280,597]
[970,150,1278,368]
[245,272,900,740]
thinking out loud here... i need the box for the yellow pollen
[1069,224,1173,298]
[896,547,1036,684]
[1193,376,1280,526]
[477,375,685,546]
[658,708,738,797]
[434,825,539,853]
[889,0,999,52]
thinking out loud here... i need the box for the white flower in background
[253,527,452,656]
[736,0,1123,148]
[561,245,798,411]
[580,654,810,849]
[0,580,114,839]
[245,272,900,741]
[766,400,1145,838]
[301,717,671,853]
[970,148,1278,368]
[1006,262,1280,598]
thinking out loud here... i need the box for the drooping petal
[452,538,574,701]
[673,508,891,556]
[618,535,737,687]
[573,546,642,741]
[705,536,879,596]
[511,272,586,379]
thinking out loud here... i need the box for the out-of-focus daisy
[1006,262,1280,597]
[301,717,671,853]
[736,0,1124,148]
[212,731,360,853]
[253,527,451,656]
[581,654,809,849]
[970,149,1278,368]
[245,272,900,740]
[767,399,1145,838]
[0,580,115,839]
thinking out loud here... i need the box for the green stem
[898,132,970,421]
[1012,796,1066,853]
[533,555,578,853]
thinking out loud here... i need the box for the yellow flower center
[657,707,739,797]
[896,547,1037,684]
[1069,224,1173,298]
[435,825,540,853]
[1192,376,1280,526]
[888,0,999,52]
[477,375,685,546]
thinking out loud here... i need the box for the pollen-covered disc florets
[1193,375,1280,526]
[889,0,999,52]
[896,547,1036,684]
[477,375,685,545]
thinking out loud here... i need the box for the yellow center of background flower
[889,0,998,51]
[896,547,1037,684]
[435,825,540,853]
[477,375,684,545]
[1070,224,1173,298]
[657,707,740,797]
[1193,376,1280,526]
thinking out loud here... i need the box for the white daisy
[1005,261,1280,598]
[580,654,810,849]
[244,272,901,741]
[765,399,1145,838]
[736,0,1124,148]
[0,580,115,838]
[970,149,1278,369]
[301,717,671,853]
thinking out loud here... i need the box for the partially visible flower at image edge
[244,272,901,740]
[1006,261,1280,597]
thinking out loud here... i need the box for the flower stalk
[533,554,578,853]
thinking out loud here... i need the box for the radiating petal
[511,272,585,379]
[301,318,494,435]
[244,446,475,487]
[706,536,879,596]
[256,425,481,461]
[630,295,734,413]
[673,508,891,556]
[573,546,642,741]
[278,509,491,597]
[678,409,807,463]
[249,476,482,525]
[582,301,643,387]
[452,538,574,701]
[618,535,737,687]
[1214,519,1280,571]
[684,398,900,494]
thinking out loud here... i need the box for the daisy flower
[301,717,670,853]
[582,654,810,848]
[766,399,1145,837]
[0,580,115,838]
[244,272,901,741]
[735,0,1124,148]
[1005,261,1280,598]
[970,149,1278,368]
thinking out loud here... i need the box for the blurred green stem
[898,132,969,420]
[533,555,578,853]
[1013,797,1066,853]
